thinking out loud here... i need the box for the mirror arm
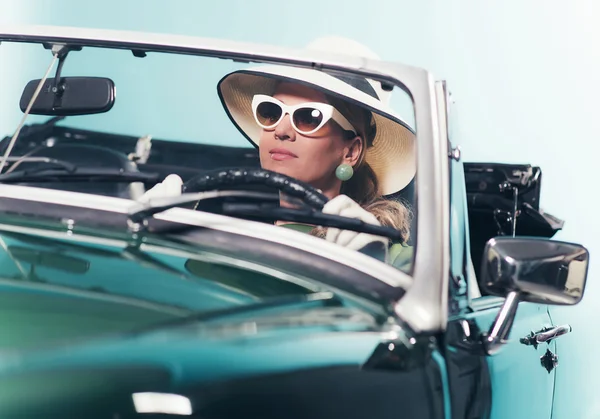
[49,44,82,97]
[51,50,69,98]
[480,291,520,355]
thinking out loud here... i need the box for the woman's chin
[263,164,305,181]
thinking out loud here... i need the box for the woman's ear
[343,136,363,166]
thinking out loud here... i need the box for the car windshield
[0,34,419,345]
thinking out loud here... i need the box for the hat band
[324,71,380,100]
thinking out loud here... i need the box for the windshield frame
[0,24,450,334]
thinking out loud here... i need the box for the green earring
[335,163,354,181]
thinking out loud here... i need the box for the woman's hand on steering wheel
[138,174,183,203]
[137,169,388,261]
[322,195,389,262]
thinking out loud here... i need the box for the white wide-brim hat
[216,36,416,196]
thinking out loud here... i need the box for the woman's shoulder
[389,242,413,272]
[279,223,314,234]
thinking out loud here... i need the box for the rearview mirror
[19,77,116,116]
[480,236,588,305]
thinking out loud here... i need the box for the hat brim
[217,65,416,196]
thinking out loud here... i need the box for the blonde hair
[309,94,413,244]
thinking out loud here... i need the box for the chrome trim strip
[393,71,450,333]
[0,24,407,85]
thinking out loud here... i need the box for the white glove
[322,195,389,261]
[137,174,183,203]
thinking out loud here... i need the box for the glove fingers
[322,195,355,215]
[324,195,380,225]
[336,229,358,248]
[325,227,342,244]
[323,195,384,250]
[323,196,355,244]
[162,174,184,196]
[138,174,183,203]
[138,183,165,203]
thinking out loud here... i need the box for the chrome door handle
[520,324,572,349]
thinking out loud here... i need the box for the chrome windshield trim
[392,72,450,333]
[0,24,416,86]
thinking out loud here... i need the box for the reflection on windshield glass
[0,231,324,351]
[0,36,417,274]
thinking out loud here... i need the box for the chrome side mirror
[478,236,589,355]
[481,236,588,305]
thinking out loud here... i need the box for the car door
[469,298,557,419]
[445,158,558,419]
[441,75,559,418]
[445,184,556,419]
[445,202,559,419]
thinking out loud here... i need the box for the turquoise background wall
[1,0,599,417]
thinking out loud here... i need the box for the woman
[141,37,416,269]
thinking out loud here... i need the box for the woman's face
[258,82,362,196]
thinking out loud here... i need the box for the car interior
[0,122,418,239]
[463,162,565,298]
[0,122,563,301]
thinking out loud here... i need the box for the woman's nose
[274,114,295,141]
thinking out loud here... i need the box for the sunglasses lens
[255,101,283,127]
[293,107,323,133]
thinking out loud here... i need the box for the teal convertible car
[0,25,589,419]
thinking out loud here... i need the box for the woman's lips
[269,148,298,161]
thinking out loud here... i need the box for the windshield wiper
[127,291,343,335]
[0,166,159,183]
[128,191,404,241]
[3,156,77,173]
[0,117,66,147]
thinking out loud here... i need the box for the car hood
[0,318,407,418]
[0,320,386,380]
[0,222,417,418]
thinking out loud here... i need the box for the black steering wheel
[182,168,329,210]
